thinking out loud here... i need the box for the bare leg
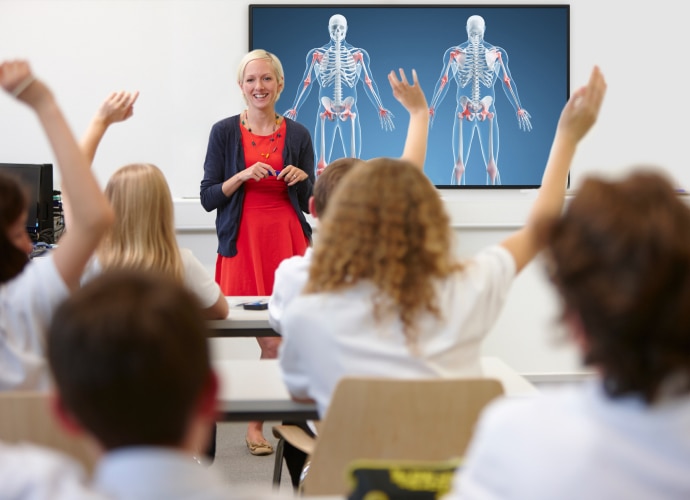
[245,336,282,455]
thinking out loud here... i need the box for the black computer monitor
[0,163,54,243]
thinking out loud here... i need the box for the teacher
[200,49,315,455]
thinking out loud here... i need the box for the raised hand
[0,60,50,109]
[557,66,606,144]
[94,90,140,126]
[388,68,428,116]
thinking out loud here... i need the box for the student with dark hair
[0,60,114,391]
[47,270,279,498]
[446,170,690,499]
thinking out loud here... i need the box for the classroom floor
[210,421,295,493]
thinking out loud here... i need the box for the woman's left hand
[278,165,308,186]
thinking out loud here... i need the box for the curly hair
[544,169,690,404]
[305,158,462,344]
[97,164,183,282]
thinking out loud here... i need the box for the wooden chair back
[0,391,97,476]
[301,377,505,496]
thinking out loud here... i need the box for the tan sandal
[245,436,274,456]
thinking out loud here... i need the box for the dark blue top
[200,115,315,257]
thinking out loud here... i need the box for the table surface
[212,356,539,422]
[207,296,276,337]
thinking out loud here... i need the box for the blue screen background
[250,5,569,188]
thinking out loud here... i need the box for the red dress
[215,120,309,295]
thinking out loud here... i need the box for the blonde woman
[200,49,315,455]
[279,66,607,419]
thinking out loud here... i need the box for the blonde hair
[237,49,285,101]
[97,163,183,282]
[305,158,462,344]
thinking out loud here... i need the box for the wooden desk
[207,296,278,338]
[212,357,538,422]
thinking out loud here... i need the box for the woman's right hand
[238,161,278,182]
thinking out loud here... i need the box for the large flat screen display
[250,4,570,188]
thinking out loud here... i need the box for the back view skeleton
[429,15,532,186]
[285,14,394,175]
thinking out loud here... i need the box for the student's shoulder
[0,442,102,499]
[478,384,586,437]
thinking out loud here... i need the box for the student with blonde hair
[79,92,228,320]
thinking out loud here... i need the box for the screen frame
[249,3,570,189]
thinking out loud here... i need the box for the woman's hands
[277,165,308,186]
[239,162,307,186]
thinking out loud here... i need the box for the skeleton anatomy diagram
[429,15,532,185]
[284,14,394,175]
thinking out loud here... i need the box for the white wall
[2,0,685,376]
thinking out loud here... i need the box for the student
[78,91,228,320]
[278,66,606,418]
[445,169,690,499]
[268,67,428,488]
[0,60,114,391]
[268,68,428,333]
[47,269,280,499]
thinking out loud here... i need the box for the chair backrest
[302,377,505,496]
[0,391,97,476]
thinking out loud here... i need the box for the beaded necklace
[241,110,282,160]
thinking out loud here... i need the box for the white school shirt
[0,442,104,500]
[0,255,68,391]
[268,247,313,334]
[83,248,221,309]
[279,245,516,417]
[447,380,690,500]
[94,447,283,499]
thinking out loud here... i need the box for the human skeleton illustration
[429,15,532,185]
[284,14,394,175]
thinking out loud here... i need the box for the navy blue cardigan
[200,115,315,257]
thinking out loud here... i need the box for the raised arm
[501,66,606,273]
[388,68,428,169]
[0,60,114,290]
[80,90,139,165]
